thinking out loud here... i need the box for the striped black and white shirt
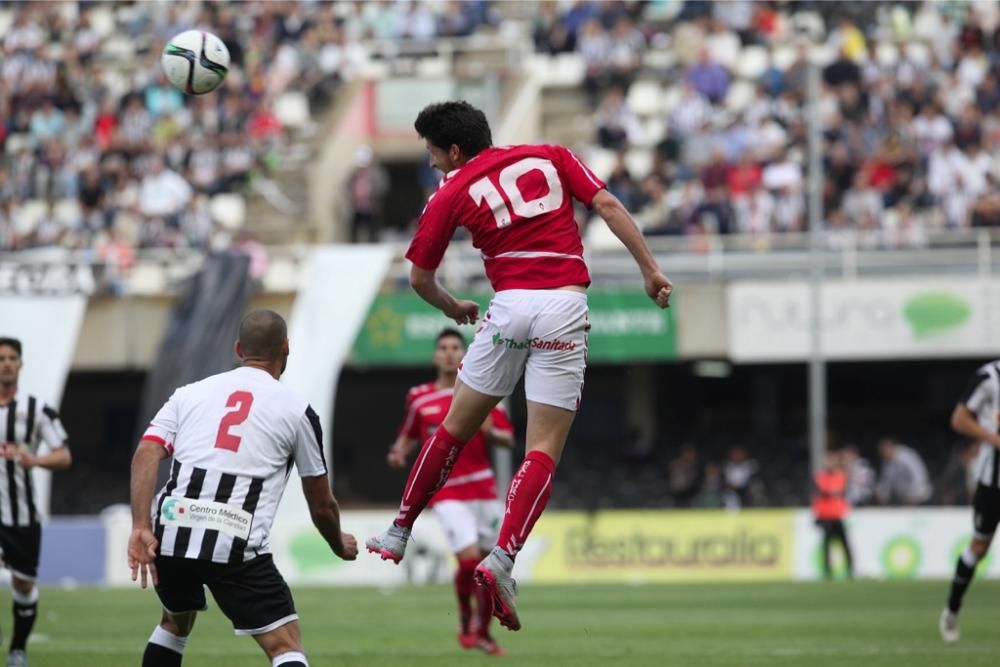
[144,366,327,565]
[961,361,1000,489]
[0,392,68,527]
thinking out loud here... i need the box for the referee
[0,337,72,667]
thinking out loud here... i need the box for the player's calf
[142,625,188,667]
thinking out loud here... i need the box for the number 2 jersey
[143,366,327,564]
[405,144,607,292]
[399,382,513,503]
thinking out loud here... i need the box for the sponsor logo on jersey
[160,496,252,540]
[492,332,576,351]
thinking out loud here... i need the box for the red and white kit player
[367,101,672,631]
[387,328,513,655]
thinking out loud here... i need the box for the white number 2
[468,157,564,228]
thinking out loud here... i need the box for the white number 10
[468,157,564,228]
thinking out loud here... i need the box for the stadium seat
[550,53,585,87]
[876,42,900,67]
[642,49,676,70]
[791,11,826,41]
[209,194,246,230]
[735,46,769,80]
[624,149,653,179]
[810,43,837,67]
[771,45,797,71]
[4,134,29,155]
[12,201,48,237]
[626,81,663,117]
[905,41,931,67]
[88,6,115,38]
[0,10,12,37]
[725,80,756,114]
[706,30,741,70]
[637,117,667,148]
[583,148,618,181]
[53,199,83,229]
[661,84,683,114]
[584,215,626,250]
[101,36,135,60]
[274,92,311,129]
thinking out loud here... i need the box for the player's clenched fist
[334,532,358,560]
[444,300,480,325]
[644,271,673,309]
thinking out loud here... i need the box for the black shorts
[154,554,297,635]
[0,524,41,580]
[972,484,1000,539]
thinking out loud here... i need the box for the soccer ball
[161,30,230,95]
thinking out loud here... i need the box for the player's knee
[160,611,196,637]
[970,538,991,559]
[10,577,35,597]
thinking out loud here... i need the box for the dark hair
[238,310,287,360]
[414,101,492,157]
[435,328,466,348]
[0,337,22,357]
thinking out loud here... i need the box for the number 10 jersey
[406,144,607,292]
[143,366,327,564]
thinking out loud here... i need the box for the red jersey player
[387,328,513,655]
[366,101,672,631]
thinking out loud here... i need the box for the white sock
[11,587,38,606]
[273,651,308,666]
[961,547,980,568]
[149,626,187,655]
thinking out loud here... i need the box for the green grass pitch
[15,581,1000,666]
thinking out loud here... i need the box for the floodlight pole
[807,55,827,473]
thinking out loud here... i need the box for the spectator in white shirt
[139,156,192,226]
[876,438,933,505]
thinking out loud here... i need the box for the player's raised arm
[590,189,672,309]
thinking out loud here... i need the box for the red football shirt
[398,382,514,503]
[406,144,606,291]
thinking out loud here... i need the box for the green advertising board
[351,289,676,365]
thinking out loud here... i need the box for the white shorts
[458,289,589,411]
[433,500,503,554]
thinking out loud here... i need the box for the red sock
[394,426,465,528]
[497,450,556,558]
[455,558,477,634]
[473,565,494,637]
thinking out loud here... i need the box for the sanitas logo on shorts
[159,496,253,540]
[492,332,576,351]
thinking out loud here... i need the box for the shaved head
[238,310,287,361]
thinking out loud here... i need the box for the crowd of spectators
[534,1,1000,247]
[0,1,495,257]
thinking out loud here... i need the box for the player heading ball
[366,101,672,632]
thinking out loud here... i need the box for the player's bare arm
[129,439,168,588]
[951,404,1000,449]
[410,265,480,325]
[388,435,420,468]
[301,475,358,560]
[591,189,672,308]
[17,445,71,471]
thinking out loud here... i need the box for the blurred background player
[366,101,672,631]
[812,450,853,580]
[0,337,72,667]
[941,360,1000,643]
[128,311,357,667]
[386,328,513,656]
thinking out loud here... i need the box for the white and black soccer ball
[161,30,230,95]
